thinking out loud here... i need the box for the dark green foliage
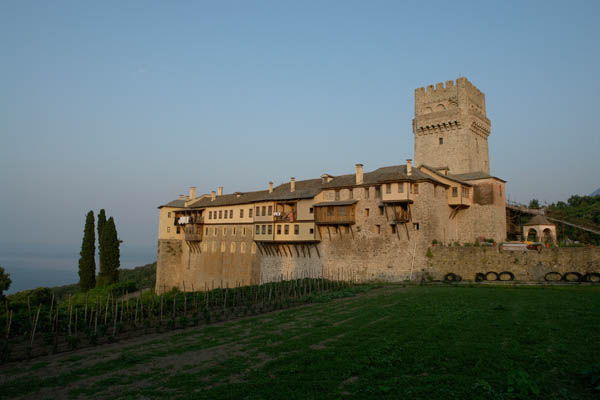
[548,195,600,245]
[78,211,96,292]
[98,217,119,286]
[528,198,540,209]
[6,287,53,308]
[0,266,11,300]
[97,209,106,255]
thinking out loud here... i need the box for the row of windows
[451,187,470,198]
[208,208,252,220]
[255,224,308,235]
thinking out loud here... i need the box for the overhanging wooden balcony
[313,201,356,225]
[183,226,203,241]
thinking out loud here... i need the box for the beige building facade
[156,77,507,292]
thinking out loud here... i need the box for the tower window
[439,137,443,145]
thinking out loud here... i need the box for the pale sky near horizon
[1,0,599,251]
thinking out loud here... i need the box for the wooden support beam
[307,244,311,258]
[286,244,293,258]
[396,223,400,240]
[350,225,354,239]
[294,244,300,257]
[301,244,306,258]
[314,244,321,258]
[404,223,410,241]
[327,226,331,240]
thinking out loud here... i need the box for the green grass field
[1,285,599,399]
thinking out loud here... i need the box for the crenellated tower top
[412,77,491,175]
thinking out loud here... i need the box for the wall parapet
[424,246,600,282]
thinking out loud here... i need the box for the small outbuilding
[523,215,557,244]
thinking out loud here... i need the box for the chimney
[355,164,363,185]
[189,186,196,200]
[217,186,223,196]
[179,194,184,200]
[185,195,190,200]
[290,177,296,192]
[406,159,412,176]
[269,182,273,193]
[211,191,216,201]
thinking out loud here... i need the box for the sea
[0,242,156,294]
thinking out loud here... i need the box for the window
[294,225,299,235]
[224,210,228,219]
[391,224,396,234]
[277,225,282,234]
[205,228,208,235]
[375,225,381,234]
[284,225,289,235]
[256,207,260,216]
[176,226,181,234]
[452,187,458,197]
[230,210,233,218]
[219,210,222,219]
[439,137,443,145]
[338,207,347,216]
[268,225,272,235]
[386,184,391,194]
[398,183,404,193]
[233,227,236,235]
[310,228,314,234]
[255,225,260,234]
[261,225,266,234]
[167,227,170,233]
[376,186,381,198]
[168,212,171,218]
[249,208,253,218]
[365,208,370,216]
[462,187,469,198]
[413,184,419,194]
[327,207,334,217]
[364,187,370,199]
[413,223,420,230]
[243,227,246,235]
[309,207,314,214]
[262,206,266,216]
[240,209,244,218]
[223,227,227,235]
[268,206,272,216]
[349,189,354,199]
[379,206,384,216]
[214,228,217,235]
[335,190,340,201]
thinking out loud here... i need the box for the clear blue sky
[1,0,599,251]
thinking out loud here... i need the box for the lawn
[1,284,599,399]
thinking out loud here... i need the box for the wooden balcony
[314,201,356,225]
[183,226,203,241]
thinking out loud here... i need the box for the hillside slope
[2,285,599,399]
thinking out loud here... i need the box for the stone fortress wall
[425,246,600,282]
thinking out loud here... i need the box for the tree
[78,210,96,292]
[528,199,540,209]
[97,209,107,262]
[0,266,11,300]
[98,216,120,286]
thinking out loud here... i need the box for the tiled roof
[450,171,506,183]
[158,199,186,208]
[160,164,445,209]
[524,215,554,226]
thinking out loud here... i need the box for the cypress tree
[78,211,96,292]
[98,216,120,286]
[97,209,106,260]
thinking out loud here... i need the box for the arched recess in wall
[542,228,554,243]
[526,228,538,242]
[425,107,433,113]
[435,104,446,111]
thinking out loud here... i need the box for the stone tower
[412,77,491,175]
